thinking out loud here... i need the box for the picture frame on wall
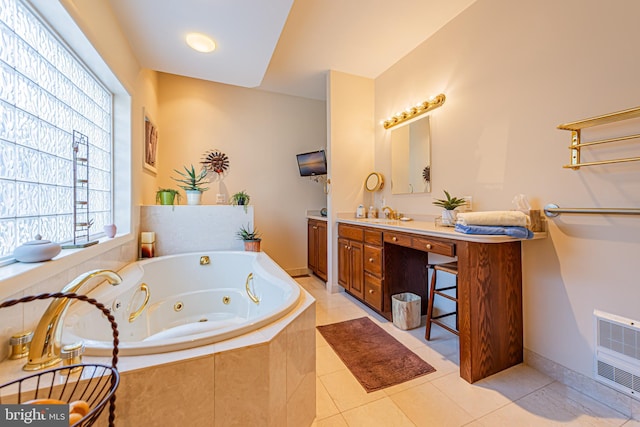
[143,109,158,174]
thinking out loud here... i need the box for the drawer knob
[313,226,317,230]
[344,245,348,249]
[369,258,374,263]
[426,244,432,250]
[392,236,397,242]
[368,289,374,294]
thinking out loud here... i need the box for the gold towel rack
[557,105,640,169]
[544,203,640,217]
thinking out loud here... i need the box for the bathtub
[63,251,301,356]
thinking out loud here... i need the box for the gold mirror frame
[365,172,384,192]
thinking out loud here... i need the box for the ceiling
[109,0,477,101]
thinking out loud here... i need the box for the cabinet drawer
[364,273,383,311]
[363,244,382,276]
[411,236,456,257]
[338,224,364,241]
[364,229,383,246]
[384,232,412,248]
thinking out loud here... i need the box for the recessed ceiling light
[186,33,216,53]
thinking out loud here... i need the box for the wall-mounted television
[296,150,327,176]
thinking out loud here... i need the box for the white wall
[372,0,640,379]
[326,71,375,290]
[155,73,327,273]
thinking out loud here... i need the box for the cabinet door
[308,221,318,272]
[349,241,364,299]
[317,221,328,281]
[338,237,350,288]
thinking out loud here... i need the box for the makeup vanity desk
[336,217,545,383]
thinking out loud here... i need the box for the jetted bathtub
[63,251,301,356]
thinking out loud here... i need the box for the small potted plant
[172,164,209,205]
[433,190,466,226]
[230,190,250,212]
[156,188,181,205]
[236,223,261,252]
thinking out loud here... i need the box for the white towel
[456,211,531,227]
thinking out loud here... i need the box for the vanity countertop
[337,217,546,243]
[307,215,328,222]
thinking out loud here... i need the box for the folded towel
[454,224,533,239]
[456,210,530,227]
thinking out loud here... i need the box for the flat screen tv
[296,150,327,176]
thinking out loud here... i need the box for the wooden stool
[425,261,459,340]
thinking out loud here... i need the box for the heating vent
[594,310,640,399]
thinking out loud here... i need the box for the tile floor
[295,275,640,427]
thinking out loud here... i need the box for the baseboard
[525,348,640,419]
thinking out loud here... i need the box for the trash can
[391,292,421,330]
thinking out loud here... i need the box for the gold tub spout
[24,269,122,371]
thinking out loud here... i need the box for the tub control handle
[129,283,150,323]
[245,273,260,304]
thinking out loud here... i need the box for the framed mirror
[365,172,384,192]
[391,115,431,194]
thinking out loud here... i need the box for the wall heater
[594,310,640,399]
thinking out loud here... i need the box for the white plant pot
[441,209,457,226]
[186,190,202,205]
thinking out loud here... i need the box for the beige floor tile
[316,343,347,376]
[296,275,635,427]
[341,397,417,427]
[389,381,475,427]
[316,304,368,326]
[470,363,554,401]
[429,369,516,418]
[312,414,349,427]
[477,381,628,426]
[319,369,386,412]
[316,329,329,348]
[316,376,341,420]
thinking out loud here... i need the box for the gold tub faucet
[24,269,122,371]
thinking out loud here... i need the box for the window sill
[0,233,135,301]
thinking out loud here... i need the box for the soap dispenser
[356,205,365,218]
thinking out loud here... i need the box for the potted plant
[230,190,250,212]
[172,164,209,205]
[236,223,261,252]
[156,188,181,205]
[432,190,466,226]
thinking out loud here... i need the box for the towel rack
[544,203,640,217]
[557,105,640,169]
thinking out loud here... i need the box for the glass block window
[0,0,112,260]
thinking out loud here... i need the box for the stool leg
[425,266,437,340]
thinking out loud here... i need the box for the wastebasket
[391,292,421,330]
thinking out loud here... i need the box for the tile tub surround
[0,285,316,427]
[139,205,255,256]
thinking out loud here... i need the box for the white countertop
[337,217,546,243]
[307,215,328,221]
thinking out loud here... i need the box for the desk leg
[457,240,523,383]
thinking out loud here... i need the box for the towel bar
[544,203,640,217]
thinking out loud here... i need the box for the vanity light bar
[383,94,446,129]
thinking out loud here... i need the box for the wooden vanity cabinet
[338,224,384,310]
[337,220,526,384]
[308,219,327,281]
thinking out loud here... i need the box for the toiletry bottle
[356,205,365,218]
[369,206,377,219]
